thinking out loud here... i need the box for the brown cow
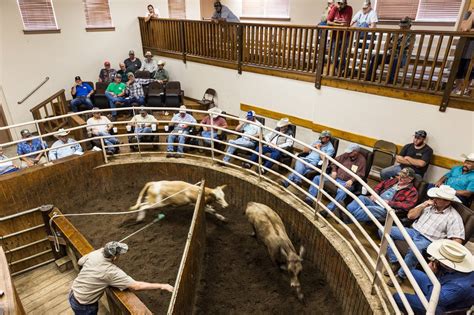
[130,181,229,222]
[245,202,305,301]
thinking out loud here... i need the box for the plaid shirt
[374,178,418,212]
[126,78,154,98]
[412,205,465,241]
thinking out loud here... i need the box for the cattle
[130,181,229,222]
[245,202,305,301]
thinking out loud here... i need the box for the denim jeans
[70,96,94,112]
[223,137,255,162]
[135,127,153,141]
[307,176,353,211]
[249,145,282,169]
[384,227,432,279]
[167,131,189,153]
[286,158,318,185]
[95,131,119,149]
[380,164,402,180]
[125,96,145,106]
[69,292,99,315]
[105,92,125,117]
[201,130,218,145]
[393,270,435,314]
[347,195,387,222]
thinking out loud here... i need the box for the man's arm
[403,156,427,168]
[435,175,447,187]
[407,200,433,220]
[128,281,173,292]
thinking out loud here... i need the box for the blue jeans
[201,130,218,145]
[95,131,119,149]
[393,270,435,314]
[125,96,145,106]
[69,292,98,315]
[70,96,94,112]
[223,138,255,162]
[167,131,189,153]
[347,195,387,222]
[286,158,318,185]
[384,227,431,279]
[105,92,125,117]
[135,126,153,141]
[380,164,402,180]
[249,145,282,169]
[307,177,353,211]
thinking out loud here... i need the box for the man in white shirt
[0,146,19,175]
[140,51,158,76]
[167,105,197,157]
[49,129,83,161]
[86,108,120,154]
[69,241,173,314]
[350,0,378,28]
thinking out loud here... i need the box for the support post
[257,125,263,179]
[237,24,244,75]
[210,115,215,161]
[100,138,108,164]
[315,28,327,89]
[314,156,328,219]
[371,214,394,294]
[180,20,187,64]
[40,205,66,259]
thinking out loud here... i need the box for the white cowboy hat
[55,128,70,137]
[461,153,474,162]
[277,117,290,128]
[427,239,474,273]
[208,107,222,118]
[157,60,166,66]
[427,185,461,203]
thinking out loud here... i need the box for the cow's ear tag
[155,213,166,222]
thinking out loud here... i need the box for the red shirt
[327,5,353,26]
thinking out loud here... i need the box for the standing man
[327,0,353,26]
[16,129,48,168]
[140,51,158,76]
[384,185,465,287]
[431,153,474,206]
[350,1,378,28]
[124,50,142,74]
[98,61,116,83]
[381,130,433,180]
[69,241,173,315]
[70,76,94,112]
[154,60,169,84]
[105,74,127,121]
[319,0,335,25]
[282,130,335,188]
[212,1,240,23]
[167,105,197,158]
[49,129,83,161]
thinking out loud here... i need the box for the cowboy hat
[157,60,166,66]
[55,128,70,137]
[461,153,474,162]
[427,185,461,203]
[277,117,290,128]
[427,239,474,273]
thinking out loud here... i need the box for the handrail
[17,77,50,105]
[29,89,65,113]
[0,107,441,314]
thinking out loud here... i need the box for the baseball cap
[320,130,332,138]
[20,129,31,137]
[129,50,135,55]
[74,76,81,81]
[246,110,255,118]
[179,105,187,113]
[345,143,360,154]
[362,0,371,8]
[104,60,110,66]
[115,73,122,78]
[399,167,415,178]
[145,51,152,57]
[139,106,147,113]
[103,241,129,258]
[400,16,412,26]
[414,130,427,138]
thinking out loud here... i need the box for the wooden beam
[240,103,463,170]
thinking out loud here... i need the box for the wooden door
[0,104,12,144]
[200,0,215,20]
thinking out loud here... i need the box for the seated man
[49,129,83,161]
[381,130,433,180]
[305,143,366,211]
[98,61,116,83]
[167,105,197,158]
[431,153,473,206]
[16,129,48,168]
[393,240,474,314]
[125,72,155,107]
[222,110,261,164]
[200,107,228,145]
[116,63,128,83]
[154,60,169,84]
[350,1,377,28]
[282,130,335,187]
[86,108,120,155]
[243,117,294,173]
[384,185,465,287]
[128,107,158,143]
[105,74,127,121]
[0,146,19,175]
[140,51,158,77]
[124,50,142,74]
[346,167,418,222]
[70,76,94,112]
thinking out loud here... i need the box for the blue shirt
[17,138,47,156]
[445,165,474,192]
[171,113,197,132]
[306,140,335,165]
[49,138,83,161]
[380,186,397,201]
[212,5,240,22]
[75,83,93,97]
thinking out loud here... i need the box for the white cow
[130,181,229,222]
[245,202,305,301]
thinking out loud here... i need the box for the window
[82,0,114,30]
[17,0,59,33]
[242,0,290,19]
[169,0,186,19]
[375,0,462,22]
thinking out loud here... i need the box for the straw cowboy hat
[55,128,70,137]
[427,239,474,273]
[208,107,222,118]
[427,185,462,203]
[157,60,166,66]
[277,117,290,128]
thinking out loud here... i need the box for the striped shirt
[413,206,465,241]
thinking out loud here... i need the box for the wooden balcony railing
[29,89,69,135]
[139,18,474,111]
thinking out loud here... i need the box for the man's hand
[434,179,444,187]
[369,195,376,201]
[160,284,174,292]
[331,171,337,179]
[314,143,322,150]
[428,260,439,274]
[345,180,353,188]
[422,199,434,208]
[26,159,34,167]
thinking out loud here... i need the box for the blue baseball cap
[246,110,255,118]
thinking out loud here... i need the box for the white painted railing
[0,107,441,314]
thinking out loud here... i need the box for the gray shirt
[212,5,240,22]
[71,249,135,304]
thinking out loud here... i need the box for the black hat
[400,16,412,26]
[415,130,427,138]
[74,76,81,81]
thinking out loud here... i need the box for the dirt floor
[66,186,342,314]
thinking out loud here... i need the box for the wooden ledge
[23,29,61,35]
